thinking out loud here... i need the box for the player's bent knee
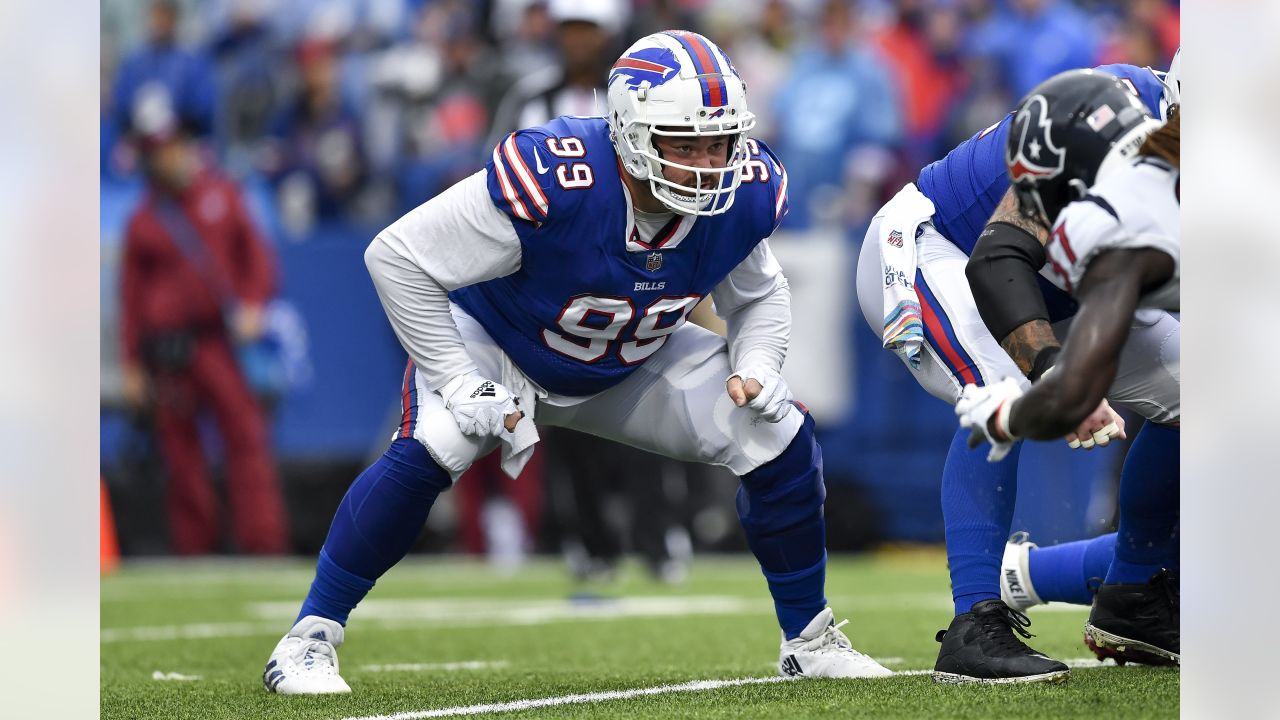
[410,402,493,481]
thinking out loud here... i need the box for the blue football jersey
[450,116,789,397]
[914,64,1166,320]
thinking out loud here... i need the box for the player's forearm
[1007,370,1107,440]
[999,320,1060,379]
[365,235,478,392]
[723,279,790,373]
[1007,295,1131,440]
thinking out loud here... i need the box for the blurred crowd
[102,0,1179,237]
[100,0,1177,565]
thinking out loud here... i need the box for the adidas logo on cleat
[780,654,804,677]
[263,660,285,692]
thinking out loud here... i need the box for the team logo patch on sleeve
[609,48,681,91]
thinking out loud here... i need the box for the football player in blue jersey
[854,59,1180,684]
[262,31,891,695]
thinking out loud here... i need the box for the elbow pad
[966,222,1051,343]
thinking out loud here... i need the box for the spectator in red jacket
[120,122,288,555]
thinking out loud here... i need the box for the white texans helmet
[606,31,756,216]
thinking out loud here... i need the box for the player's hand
[441,372,520,436]
[955,378,1024,462]
[1066,398,1126,450]
[727,366,793,423]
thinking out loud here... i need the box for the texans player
[261,31,890,694]
[959,71,1180,666]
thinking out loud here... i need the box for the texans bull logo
[609,47,681,91]
[1007,94,1065,183]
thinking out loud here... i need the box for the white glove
[728,365,794,423]
[955,378,1024,462]
[441,372,519,437]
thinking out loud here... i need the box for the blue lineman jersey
[450,116,789,397]
[915,63,1167,319]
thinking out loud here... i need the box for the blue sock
[297,438,453,625]
[941,427,1021,615]
[1106,423,1179,585]
[738,413,828,639]
[1027,533,1117,605]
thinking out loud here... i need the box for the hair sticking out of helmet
[606,31,756,216]
[1139,105,1179,169]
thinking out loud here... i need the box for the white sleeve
[365,169,522,392]
[711,239,791,374]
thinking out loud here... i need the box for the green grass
[101,551,1178,719]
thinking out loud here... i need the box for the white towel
[495,349,543,480]
[876,183,936,369]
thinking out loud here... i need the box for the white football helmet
[606,31,757,216]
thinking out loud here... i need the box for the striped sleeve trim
[490,143,535,223]
[499,133,549,218]
[774,165,789,222]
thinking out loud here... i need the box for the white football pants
[855,213,1180,424]
[402,304,805,480]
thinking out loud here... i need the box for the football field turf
[101,551,1178,719]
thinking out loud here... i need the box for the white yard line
[104,592,994,643]
[360,661,510,673]
[151,671,201,681]
[338,658,1123,719]
[338,676,794,720]
[103,621,281,643]
[102,596,761,643]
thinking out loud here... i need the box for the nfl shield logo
[646,252,663,272]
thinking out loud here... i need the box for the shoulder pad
[1095,64,1165,118]
[740,138,789,233]
[486,130,561,227]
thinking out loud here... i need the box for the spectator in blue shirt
[110,1,218,139]
[771,0,902,230]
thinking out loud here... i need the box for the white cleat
[778,607,893,678]
[263,615,352,695]
[1001,531,1044,612]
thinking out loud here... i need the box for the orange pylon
[101,477,120,574]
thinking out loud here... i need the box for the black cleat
[1084,569,1179,666]
[933,600,1070,684]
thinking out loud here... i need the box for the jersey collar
[617,160,696,252]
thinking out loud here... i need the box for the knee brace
[736,412,826,573]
